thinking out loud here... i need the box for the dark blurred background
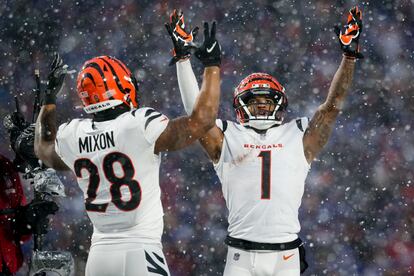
[0,0,413,275]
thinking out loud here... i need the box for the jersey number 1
[258,151,271,199]
[74,152,141,212]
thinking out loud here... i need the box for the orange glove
[165,9,198,65]
[334,6,363,59]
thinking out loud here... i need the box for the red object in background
[0,154,30,274]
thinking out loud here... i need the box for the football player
[34,21,221,276]
[166,7,363,275]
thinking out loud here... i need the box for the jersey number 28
[74,152,141,212]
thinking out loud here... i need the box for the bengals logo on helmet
[76,56,139,114]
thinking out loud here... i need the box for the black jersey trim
[145,113,162,130]
[144,108,156,117]
[296,118,304,132]
[221,120,228,133]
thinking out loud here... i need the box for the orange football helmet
[76,56,138,113]
[233,73,288,129]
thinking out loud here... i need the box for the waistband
[225,235,303,251]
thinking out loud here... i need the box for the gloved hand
[165,9,199,66]
[3,96,30,137]
[16,200,59,235]
[334,6,363,59]
[14,124,39,169]
[3,98,35,172]
[43,53,68,105]
[4,112,29,152]
[195,21,221,67]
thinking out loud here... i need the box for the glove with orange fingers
[334,6,363,59]
[165,9,199,66]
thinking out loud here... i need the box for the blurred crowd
[0,0,413,275]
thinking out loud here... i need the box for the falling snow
[0,0,413,275]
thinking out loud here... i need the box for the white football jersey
[55,108,169,246]
[214,118,310,243]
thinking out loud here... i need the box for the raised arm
[155,21,222,154]
[303,7,363,163]
[176,60,224,162]
[164,10,224,162]
[303,57,356,162]
[34,54,70,170]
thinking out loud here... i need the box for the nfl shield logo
[233,253,240,261]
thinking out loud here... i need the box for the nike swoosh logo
[283,254,295,260]
[206,42,217,53]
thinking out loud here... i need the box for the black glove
[3,98,33,172]
[4,113,29,150]
[3,97,30,139]
[14,124,39,169]
[16,200,58,235]
[3,111,29,133]
[43,53,67,105]
[194,21,221,67]
[165,9,199,66]
[334,6,363,59]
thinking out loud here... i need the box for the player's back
[55,108,169,245]
[214,118,310,243]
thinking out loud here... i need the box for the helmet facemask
[234,88,288,130]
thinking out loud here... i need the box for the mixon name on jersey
[79,131,115,153]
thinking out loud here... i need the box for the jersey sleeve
[215,119,228,133]
[131,108,169,144]
[55,122,69,159]
[54,121,75,169]
[177,59,200,115]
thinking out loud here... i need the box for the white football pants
[85,243,170,276]
[223,246,301,276]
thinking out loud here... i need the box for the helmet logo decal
[103,89,115,100]
[252,83,270,88]
[79,91,89,98]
